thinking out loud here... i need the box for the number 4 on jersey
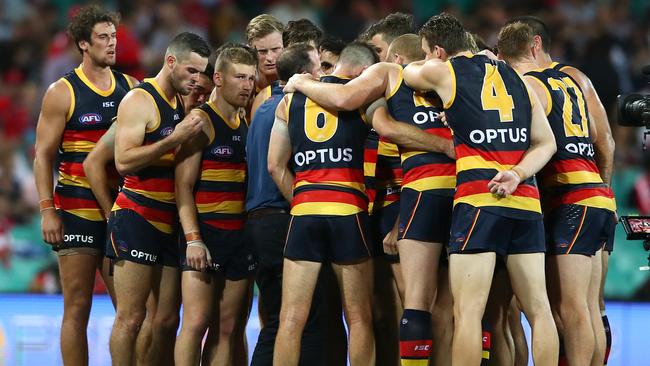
[481,64,515,122]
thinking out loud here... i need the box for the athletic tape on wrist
[187,240,212,262]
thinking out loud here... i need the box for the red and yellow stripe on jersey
[454,144,541,214]
[445,55,541,219]
[112,79,184,233]
[193,101,248,230]
[53,66,132,221]
[526,64,616,212]
[287,75,369,216]
[364,130,402,215]
[386,65,455,195]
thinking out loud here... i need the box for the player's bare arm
[268,97,295,201]
[284,62,398,111]
[366,98,455,159]
[488,82,556,195]
[83,123,118,218]
[403,59,454,104]
[562,66,615,185]
[34,80,70,245]
[114,89,203,175]
[175,129,211,272]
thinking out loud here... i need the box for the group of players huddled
[34,4,617,366]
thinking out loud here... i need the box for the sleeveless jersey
[386,65,455,195]
[54,66,132,221]
[287,75,369,216]
[363,131,402,214]
[194,101,248,230]
[526,64,616,211]
[445,54,541,219]
[113,78,184,233]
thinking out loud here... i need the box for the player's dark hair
[276,43,316,81]
[319,36,346,56]
[340,41,380,67]
[362,12,414,44]
[166,32,211,62]
[496,22,535,63]
[419,13,470,56]
[283,19,323,48]
[203,59,214,77]
[67,5,120,54]
[505,15,551,53]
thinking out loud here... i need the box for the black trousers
[248,212,327,366]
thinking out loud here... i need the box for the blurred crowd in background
[1,0,650,299]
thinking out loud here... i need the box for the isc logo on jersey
[294,148,353,167]
[79,113,102,125]
[212,145,233,158]
[469,128,527,144]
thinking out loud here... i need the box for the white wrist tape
[187,240,212,262]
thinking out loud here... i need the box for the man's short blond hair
[245,14,284,44]
[387,34,425,63]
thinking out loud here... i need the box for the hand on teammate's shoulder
[283,73,315,93]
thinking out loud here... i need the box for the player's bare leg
[99,257,117,308]
[599,250,612,365]
[135,293,156,366]
[399,239,442,363]
[332,259,375,366]
[273,259,322,366]
[507,253,558,366]
[175,271,216,366]
[485,268,515,366]
[546,254,594,365]
[202,276,252,366]
[589,250,606,366]
[149,265,181,366]
[58,254,101,366]
[109,260,156,365]
[508,298,528,366]
[449,252,495,366]
[430,266,453,366]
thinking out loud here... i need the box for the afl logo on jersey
[79,113,102,125]
[161,127,174,136]
[212,145,233,158]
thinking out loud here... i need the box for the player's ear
[78,40,89,52]
[532,35,543,53]
[214,71,224,88]
[166,54,176,70]
[433,45,446,60]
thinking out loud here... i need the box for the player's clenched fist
[170,114,204,144]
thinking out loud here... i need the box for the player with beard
[33,5,138,365]
[82,62,213,365]
[174,44,257,366]
[107,32,209,365]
